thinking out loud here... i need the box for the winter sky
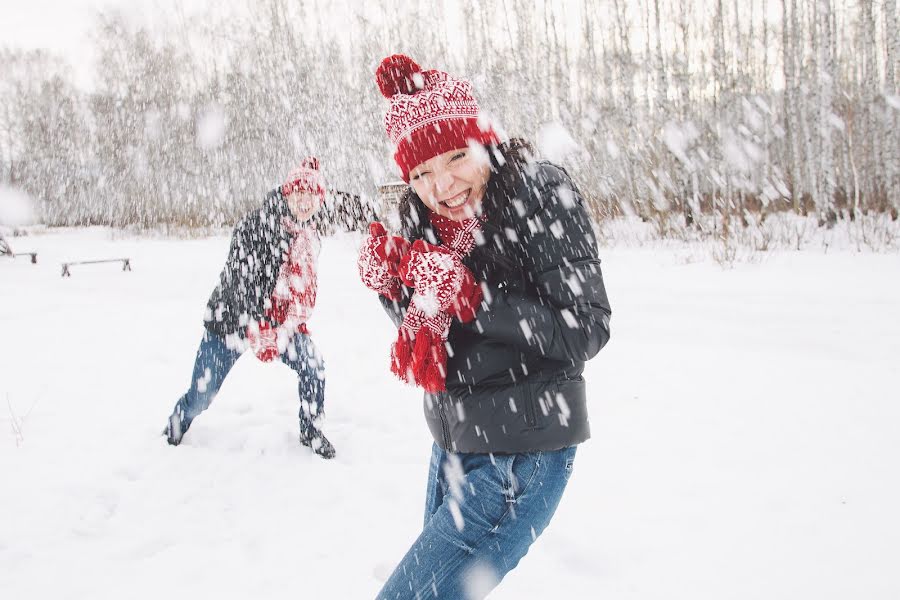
[1,0,237,89]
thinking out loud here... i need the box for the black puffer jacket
[380,150,612,454]
[203,190,295,342]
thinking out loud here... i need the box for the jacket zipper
[438,392,452,449]
[524,383,537,428]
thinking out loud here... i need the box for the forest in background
[0,0,897,239]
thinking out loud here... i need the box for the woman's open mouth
[441,189,470,209]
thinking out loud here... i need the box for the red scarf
[265,217,320,333]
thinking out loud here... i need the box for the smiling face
[408,147,491,222]
[285,190,322,223]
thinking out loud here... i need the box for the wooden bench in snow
[0,232,37,264]
[61,258,132,277]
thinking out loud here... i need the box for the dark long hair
[396,138,535,286]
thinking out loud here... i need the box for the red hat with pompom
[375,54,500,182]
[282,156,325,198]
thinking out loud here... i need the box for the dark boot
[299,424,336,459]
[164,410,190,446]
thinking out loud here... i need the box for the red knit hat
[282,156,325,198]
[376,54,500,182]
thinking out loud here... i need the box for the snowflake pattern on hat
[384,72,481,144]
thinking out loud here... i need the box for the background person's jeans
[171,330,325,433]
[378,443,577,600]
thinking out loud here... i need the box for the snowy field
[1,227,899,599]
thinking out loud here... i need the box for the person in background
[165,157,336,459]
[358,55,611,598]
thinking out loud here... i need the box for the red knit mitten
[358,222,411,301]
[399,240,474,314]
[446,268,483,323]
[390,240,480,392]
[246,321,279,362]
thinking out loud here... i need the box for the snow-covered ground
[1,227,898,599]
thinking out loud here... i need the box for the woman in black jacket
[359,55,611,598]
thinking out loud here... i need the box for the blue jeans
[171,330,325,433]
[377,443,577,599]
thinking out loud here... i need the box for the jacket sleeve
[216,218,261,334]
[464,164,611,362]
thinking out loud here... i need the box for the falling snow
[1,0,899,598]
